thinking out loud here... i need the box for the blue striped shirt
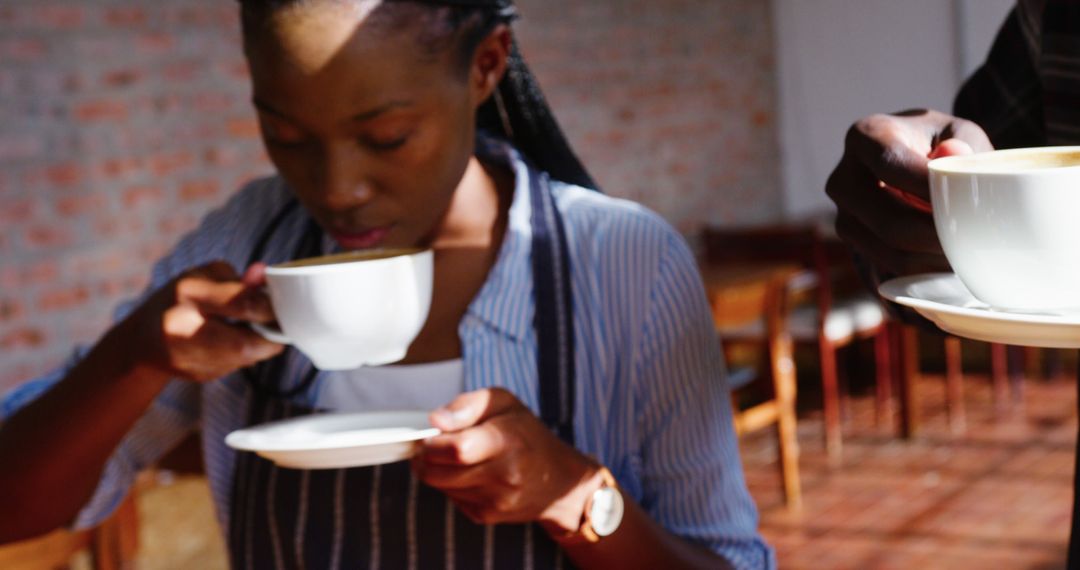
[3,146,774,569]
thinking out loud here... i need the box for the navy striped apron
[228,166,578,569]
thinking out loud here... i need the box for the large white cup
[252,248,433,370]
[929,146,1080,313]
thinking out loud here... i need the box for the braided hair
[239,0,597,191]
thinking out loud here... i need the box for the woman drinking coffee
[0,1,771,567]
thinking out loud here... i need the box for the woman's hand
[825,108,993,275]
[413,388,600,534]
[127,260,284,382]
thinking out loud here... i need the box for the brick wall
[0,0,780,392]
[515,0,781,233]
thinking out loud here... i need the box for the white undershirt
[313,359,466,413]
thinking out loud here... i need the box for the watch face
[588,487,624,537]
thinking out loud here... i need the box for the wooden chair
[894,330,1019,438]
[0,491,139,570]
[703,224,890,464]
[705,263,801,510]
[0,430,207,570]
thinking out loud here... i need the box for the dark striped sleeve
[953,5,1047,148]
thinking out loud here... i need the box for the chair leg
[873,329,894,428]
[1007,345,1026,408]
[896,324,921,439]
[990,343,1009,414]
[944,336,966,434]
[91,491,139,570]
[819,341,842,464]
[1045,348,1066,382]
[771,334,802,511]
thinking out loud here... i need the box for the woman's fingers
[422,420,511,466]
[175,263,276,324]
[428,388,522,432]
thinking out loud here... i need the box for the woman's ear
[469,24,511,107]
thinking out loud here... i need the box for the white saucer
[225,410,440,469]
[879,273,1080,348]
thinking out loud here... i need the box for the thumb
[430,388,519,431]
[929,138,976,159]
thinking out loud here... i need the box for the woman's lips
[330,226,392,249]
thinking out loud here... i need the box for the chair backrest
[0,490,138,570]
[0,528,93,570]
[703,224,834,325]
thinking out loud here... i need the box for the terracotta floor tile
[744,371,1076,569]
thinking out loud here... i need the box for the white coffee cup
[929,146,1080,313]
[251,248,433,370]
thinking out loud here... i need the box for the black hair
[238,0,597,190]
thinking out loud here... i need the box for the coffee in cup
[252,248,433,370]
[929,146,1080,313]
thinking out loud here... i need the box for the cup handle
[250,322,292,345]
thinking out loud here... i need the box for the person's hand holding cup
[826,108,994,276]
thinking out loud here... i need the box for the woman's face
[244,2,484,250]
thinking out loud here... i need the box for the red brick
[0,299,23,322]
[227,117,261,139]
[159,212,199,236]
[122,185,165,209]
[37,285,90,312]
[102,69,141,89]
[203,146,245,168]
[180,180,220,202]
[162,61,199,82]
[44,162,82,187]
[191,93,234,114]
[0,199,37,225]
[104,7,147,27]
[150,151,194,177]
[0,38,47,61]
[0,328,46,350]
[137,33,174,53]
[24,225,75,249]
[137,241,172,265]
[100,157,145,179]
[223,60,251,81]
[13,262,59,287]
[93,217,144,239]
[74,100,128,122]
[31,6,84,29]
[56,192,108,217]
[72,250,129,275]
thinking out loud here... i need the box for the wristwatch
[564,466,624,543]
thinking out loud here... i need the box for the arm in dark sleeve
[953,3,1046,148]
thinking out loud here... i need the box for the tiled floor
[743,370,1077,570]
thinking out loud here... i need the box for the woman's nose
[313,144,373,211]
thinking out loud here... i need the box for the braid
[478,38,597,190]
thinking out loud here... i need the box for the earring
[493,88,514,138]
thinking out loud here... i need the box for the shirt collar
[463,138,538,343]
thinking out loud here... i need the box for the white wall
[772,0,1015,219]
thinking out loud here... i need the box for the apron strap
[529,169,577,444]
